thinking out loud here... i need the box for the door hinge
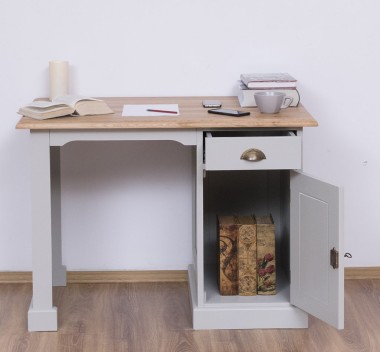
[330,247,339,269]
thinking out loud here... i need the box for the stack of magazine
[237,73,300,108]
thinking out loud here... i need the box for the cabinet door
[290,171,344,329]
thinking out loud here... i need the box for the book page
[52,95,99,108]
[22,100,68,109]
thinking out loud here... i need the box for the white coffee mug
[254,91,293,114]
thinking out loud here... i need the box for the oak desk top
[16,96,318,130]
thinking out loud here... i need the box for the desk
[17,97,343,331]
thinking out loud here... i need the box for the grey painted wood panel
[290,171,344,329]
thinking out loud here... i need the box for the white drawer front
[204,132,302,170]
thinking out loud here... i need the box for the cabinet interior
[203,169,290,305]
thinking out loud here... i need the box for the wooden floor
[0,279,379,352]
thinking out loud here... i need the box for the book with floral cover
[240,73,297,89]
[237,216,257,296]
[218,216,239,295]
[218,215,257,296]
[256,215,276,295]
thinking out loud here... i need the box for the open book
[18,95,114,120]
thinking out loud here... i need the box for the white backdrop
[1,0,379,270]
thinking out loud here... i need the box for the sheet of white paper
[122,104,180,117]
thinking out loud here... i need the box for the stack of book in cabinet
[237,73,300,108]
[218,215,276,296]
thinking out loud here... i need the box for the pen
[146,109,178,114]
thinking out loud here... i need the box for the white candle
[49,60,69,100]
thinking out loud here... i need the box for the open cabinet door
[290,171,344,329]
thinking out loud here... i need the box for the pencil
[146,109,178,114]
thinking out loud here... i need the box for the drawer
[204,131,302,171]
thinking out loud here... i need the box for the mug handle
[281,96,293,108]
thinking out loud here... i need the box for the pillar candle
[49,60,69,100]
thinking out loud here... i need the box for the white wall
[1,0,379,270]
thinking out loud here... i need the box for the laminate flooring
[0,279,379,352]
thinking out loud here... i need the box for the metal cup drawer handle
[240,148,266,162]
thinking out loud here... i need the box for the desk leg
[28,131,58,331]
[51,147,67,287]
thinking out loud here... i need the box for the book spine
[247,82,297,89]
[256,215,276,295]
[218,217,238,295]
[238,218,257,296]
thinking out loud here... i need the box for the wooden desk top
[16,96,318,130]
